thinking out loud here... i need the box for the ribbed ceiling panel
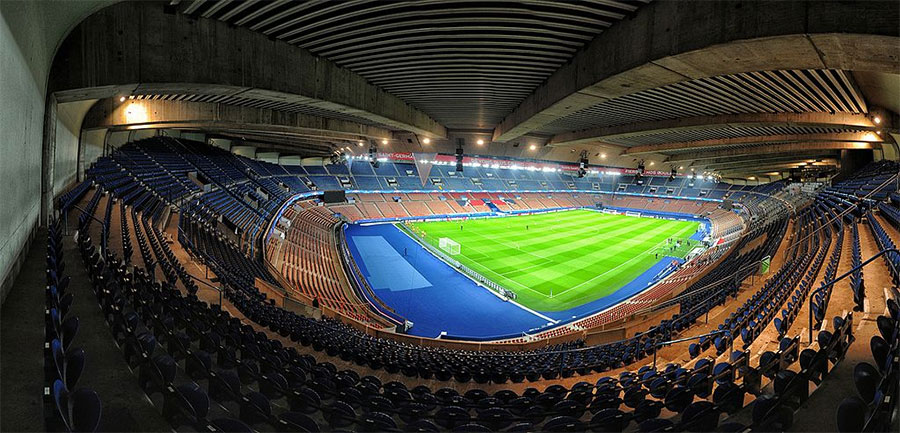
[606,125,868,148]
[539,69,868,136]
[181,0,650,129]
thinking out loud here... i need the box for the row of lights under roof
[113,95,888,141]
[356,136,544,151]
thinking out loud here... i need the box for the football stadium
[1,1,899,432]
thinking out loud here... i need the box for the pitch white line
[552,224,696,298]
[396,226,557,323]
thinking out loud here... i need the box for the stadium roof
[178,0,650,130]
[52,0,900,181]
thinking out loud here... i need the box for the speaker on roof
[368,144,379,169]
[455,144,464,172]
[577,150,588,178]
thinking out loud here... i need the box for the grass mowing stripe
[471,216,644,272]
[410,210,700,311]
[551,222,699,304]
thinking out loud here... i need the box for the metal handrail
[183,271,225,307]
[807,248,898,345]
[640,171,899,318]
[651,329,730,369]
[68,203,109,257]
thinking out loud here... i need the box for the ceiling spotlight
[876,130,882,135]
[381,139,388,145]
[748,176,756,180]
[119,96,126,102]
[529,144,536,150]
[874,116,882,124]
[679,166,684,170]
[357,141,364,147]
[600,153,607,159]
[422,138,431,144]
[476,139,485,145]
[649,161,655,166]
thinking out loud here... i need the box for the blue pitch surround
[344,216,698,340]
[344,224,547,340]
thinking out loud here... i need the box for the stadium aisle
[62,225,172,431]
[1,229,48,431]
[787,218,895,431]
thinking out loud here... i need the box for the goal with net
[439,237,460,255]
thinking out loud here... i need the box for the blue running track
[344,223,686,340]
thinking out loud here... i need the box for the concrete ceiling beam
[493,0,899,143]
[49,2,447,138]
[82,98,393,144]
[655,137,880,161]
[549,112,886,147]
[718,159,839,176]
[694,153,838,170]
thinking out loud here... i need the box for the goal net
[439,237,461,255]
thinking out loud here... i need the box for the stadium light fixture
[874,116,882,124]
[423,137,431,144]
[124,103,147,123]
[119,96,126,102]
[381,139,388,145]
[600,153,607,158]
[357,141,364,146]
[529,144,536,150]
[476,139,485,145]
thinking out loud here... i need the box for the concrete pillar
[40,94,57,224]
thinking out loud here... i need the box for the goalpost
[439,237,461,255]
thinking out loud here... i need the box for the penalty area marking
[396,225,558,324]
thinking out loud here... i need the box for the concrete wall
[279,155,303,166]
[53,100,96,195]
[256,152,280,164]
[80,129,106,179]
[0,0,111,303]
[232,146,256,159]
[209,138,232,151]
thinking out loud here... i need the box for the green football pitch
[407,209,700,311]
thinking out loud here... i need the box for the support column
[41,94,58,225]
